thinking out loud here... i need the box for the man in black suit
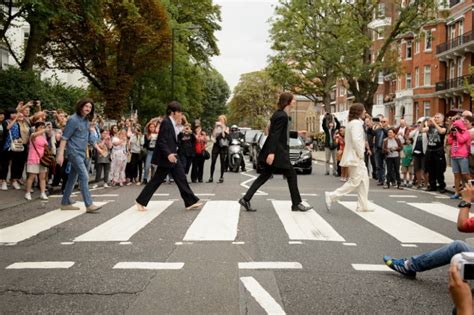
[239,92,312,212]
[136,101,203,211]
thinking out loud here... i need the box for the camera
[451,127,459,132]
[451,252,474,280]
[372,117,380,123]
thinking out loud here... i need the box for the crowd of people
[322,109,474,198]
[0,99,246,202]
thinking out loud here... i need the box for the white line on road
[272,201,345,241]
[389,195,417,198]
[401,244,418,247]
[153,193,170,196]
[407,202,473,223]
[352,264,394,272]
[195,193,216,196]
[240,172,267,196]
[113,262,184,270]
[0,202,107,244]
[232,241,245,245]
[183,201,240,241]
[74,201,173,242]
[240,277,286,315]
[338,201,452,244]
[289,241,303,244]
[6,261,75,269]
[60,242,74,245]
[300,193,319,196]
[238,262,302,270]
[343,243,357,246]
[49,194,119,198]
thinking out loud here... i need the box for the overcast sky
[211,0,279,93]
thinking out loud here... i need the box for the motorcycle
[228,138,243,173]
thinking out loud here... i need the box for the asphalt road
[0,157,466,314]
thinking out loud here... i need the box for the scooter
[228,138,243,173]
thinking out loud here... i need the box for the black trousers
[210,144,227,179]
[243,165,302,206]
[136,160,199,207]
[191,154,205,182]
[426,148,446,189]
[385,157,401,185]
[0,148,27,180]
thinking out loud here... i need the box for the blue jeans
[409,240,474,272]
[374,149,385,183]
[61,154,93,207]
[143,151,154,182]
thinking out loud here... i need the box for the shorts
[401,165,413,174]
[452,157,470,174]
[413,155,425,172]
[26,164,47,174]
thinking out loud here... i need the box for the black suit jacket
[258,109,291,170]
[151,116,178,168]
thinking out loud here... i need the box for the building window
[450,24,456,41]
[450,60,455,80]
[415,102,419,121]
[406,41,412,59]
[424,65,431,86]
[459,20,464,37]
[339,86,346,96]
[457,57,463,77]
[424,101,430,117]
[406,73,412,89]
[377,3,385,18]
[415,38,420,54]
[415,67,419,87]
[424,30,432,51]
[377,27,384,40]
[377,94,383,105]
[378,71,384,84]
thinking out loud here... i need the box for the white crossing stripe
[6,261,75,269]
[272,201,345,241]
[408,202,474,223]
[113,262,184,270]
[240,277,286,315]
[238,262,302,270]
[0,202,107,244]
[74,201,173,242]
[352,264,394,272]
[183,201,240,241]
[49,194,119,198]
[389,195,417,198]
[338,201,452,244]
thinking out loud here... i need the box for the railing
[436,30,474,55]
[450,0,461,7]
[435,74,474,91]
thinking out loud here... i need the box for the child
[25,122,49,200]
[401,137,414,187]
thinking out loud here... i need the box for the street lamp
[171,25,200,101]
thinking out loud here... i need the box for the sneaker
[103,183,109,188]
[324,192,332,211]
[24,192,32,201]
[450,194,461,200]
[92,184,99,189]
[86,204,102,213]
[1,182,7,191]
[12,181,21,190]
[383,256,416,278]
[61,204,80,211]
[40,192,48,200]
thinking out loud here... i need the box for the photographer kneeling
[383,182,474,278]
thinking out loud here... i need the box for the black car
[243,129,261,156]
[249,130,263,162]
[252,132,312,174]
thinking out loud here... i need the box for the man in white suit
[325,103,373,212]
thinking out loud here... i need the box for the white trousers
[328,161,370,211]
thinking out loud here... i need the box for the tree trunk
[21,14,48,71]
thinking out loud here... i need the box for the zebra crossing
[0,195,463,248]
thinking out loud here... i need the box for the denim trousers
[374,149,385,183]
[409,240,474,272]
[61,154,93,207]
[143,151,154,182]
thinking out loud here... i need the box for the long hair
[75,98,95,121]
[277,92,294,110]
[348,103,365,121]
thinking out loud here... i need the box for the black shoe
[198,179,203,183]
[383,184,390,189]
[207,178,213,183]
[239,198,256,212]
[325,172,329,175]
[218,177,224,183]
[439,188,447,194]
[427,187,437,192]
[191,180,197,183]
[291,203,312,212]
[377,182,384,186]
[242,168,247,172]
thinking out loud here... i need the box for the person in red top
[383,182,474,278]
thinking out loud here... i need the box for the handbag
[203,150,210,160]
[9,130,24,152]
[218,137,229,148]
[31,139,55,168]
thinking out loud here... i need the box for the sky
[211,0,279,93]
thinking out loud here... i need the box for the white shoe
[12,181,21,190]
[103,183,109,188]
[324,192,332,211]
[24,192,32,201]
[1,182,7,191]
[92,184,99,189]
[40,192,49,200]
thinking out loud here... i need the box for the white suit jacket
[340,119,365,167]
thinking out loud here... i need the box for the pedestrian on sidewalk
[239,92,313,213]
[400,138,414,187]
[136,101,203,212]
[208,115,229,183]
[325,103,372,212]
[382,128,402,189]
[25,121,49,201]
[425,114,447,193]
[409,118,428,189]
[373,117,388,186]
[56,98,104,213]
[448,119,471,199]
[322,113,339,176]
[364,116,377,180]
[335,126,348,181]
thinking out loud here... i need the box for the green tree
[228,71,279,129]
[200,68,230,131]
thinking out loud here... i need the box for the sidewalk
[312,150,455,194]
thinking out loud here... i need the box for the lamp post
[171,25,200,101]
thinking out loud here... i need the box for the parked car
[252,131,312,174]
[249,130,263,162]
[243,129,261,156]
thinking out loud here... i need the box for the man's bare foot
[136,202,147,211]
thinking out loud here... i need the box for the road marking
[435,196,450,199]
[241,172,267,196]
[232,241,245,245]
[238,262,302,270]
[195,193,216,196]
[289,241,303,244]
[113,262,184,270]
[343,242,357,246]
[396,201,407,203]
[74,201,173,242]
[61,242,74,245]
[119,242,132,245]
[153,193,170,196]
[407,202,473,223]
[6,261,75,269]
[352,264,394,272]
[240,277,286,315]
[389,195,417,198]
[49,194,119,198]
[300,193,318,196]
[0,202,107,244]
[401,244,418,247]
[338,201,452,244]
[272,201,345,241]
[183,201,240,241]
